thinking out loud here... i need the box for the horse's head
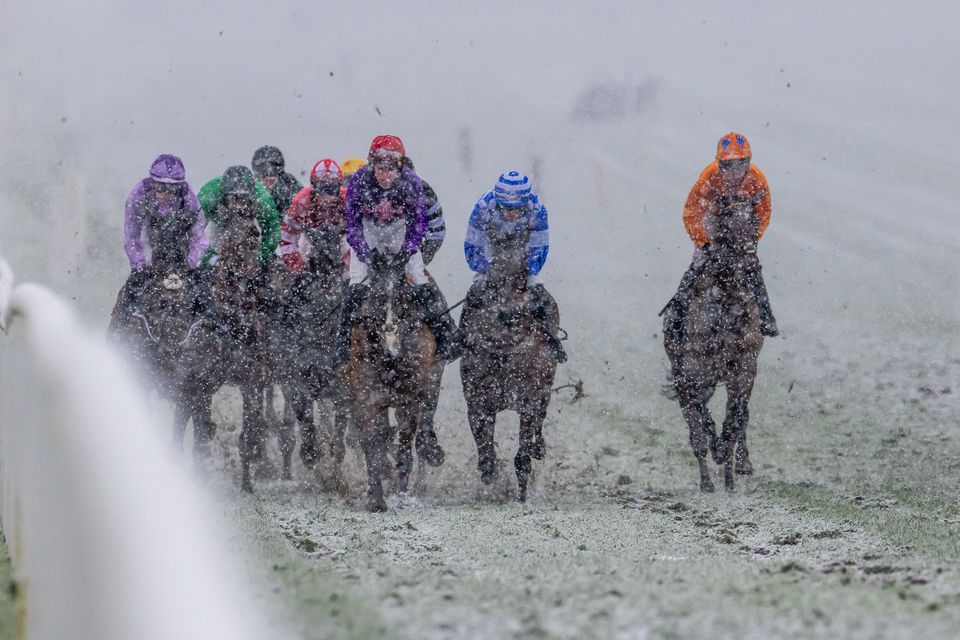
[217,198,262,280]
[363,251,413,359]
[487,225,532,296]
[702,202,760,286]
[131,267,200,366]
[304,227,344,276]
[147,212,194,274]
[711,201,759,256]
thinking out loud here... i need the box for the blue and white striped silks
[464,190,549,276]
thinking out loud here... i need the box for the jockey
[401,156,447,265]
[117,154,208,312]
[197,166,281,266]
[251,145,302,216]
[334,135,461,365]
[277,158,347,274]
[462,171,567,363]
[123,154,208,272]
[666,132,779,339]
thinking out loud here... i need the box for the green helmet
[221,165,256,197]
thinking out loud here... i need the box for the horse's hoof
[724,470,736,492]
[478,456,497,485]
[300,447,319,469]
[282,469,293,482]
[479,468,496,485]
[711,442,727,465]
[700,478,715,493]
[416,431,445,467]
[735,456,754,476]
[241,480,254,493]
[367,496,388,513]
[531,435,546,461]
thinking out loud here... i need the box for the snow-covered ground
[1,2,959,638]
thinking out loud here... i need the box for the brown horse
[662,202,765,492]
[459,228,559,502]
[108,210,206,448]
[346,254,436,512]
[266,227,350,485]
[179,201,269,491]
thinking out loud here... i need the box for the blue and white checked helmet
[493,171,532,207]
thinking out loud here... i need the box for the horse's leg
[728,374,757,477]
[296,394,319,471]
[679,386,716,493]
[173,398,190,453]
[264,384,279,429]
[238,385,264,492]
[415,363,445,467]
[468,406,497,484]
[719,392,739,491]
[516,408,545,503]
[192,389,216,467]
[330,394,350,495]
[394,402,418,495]
[357,405,389,512]
[277,386,299,480]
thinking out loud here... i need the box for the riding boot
[744,259,779,337]
[661,249,711,344]
[529,285,568,364]
[412,283,463,363]
[333,284,369,367]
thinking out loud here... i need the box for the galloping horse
[662,202,765,492]
[346,253,436,512]
[267,227,349,484]
[181,201,269,491]
[460,227,559,502]
[108,211,205,445]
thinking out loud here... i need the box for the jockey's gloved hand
[390,249,412,267]
[369,249,387,271]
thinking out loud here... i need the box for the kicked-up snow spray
[0,253,277,640]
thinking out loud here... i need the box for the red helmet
[309,158,342,186]
[368,135,405,160]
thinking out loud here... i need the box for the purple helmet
[149,154,186,184]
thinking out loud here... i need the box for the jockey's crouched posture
[334,135,462,365]
[461,171,568,363]
[196,165,282,311]
[665,132,779,341]
[113,154,208,321]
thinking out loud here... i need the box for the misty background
[1,0,957,406]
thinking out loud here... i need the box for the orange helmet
[716,132,752,161]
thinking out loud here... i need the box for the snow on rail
[0,253,275,640]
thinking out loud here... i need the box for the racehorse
[108,210,206,448]
[345,253,436,512]
[179,201,269,491]
[661,202,765,492]
[459,227,559,502]
[266,227,350,485]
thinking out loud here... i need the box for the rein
[132,312,204,347]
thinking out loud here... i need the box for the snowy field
[1,2,959,638]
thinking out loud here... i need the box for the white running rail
[0,253,273,640]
